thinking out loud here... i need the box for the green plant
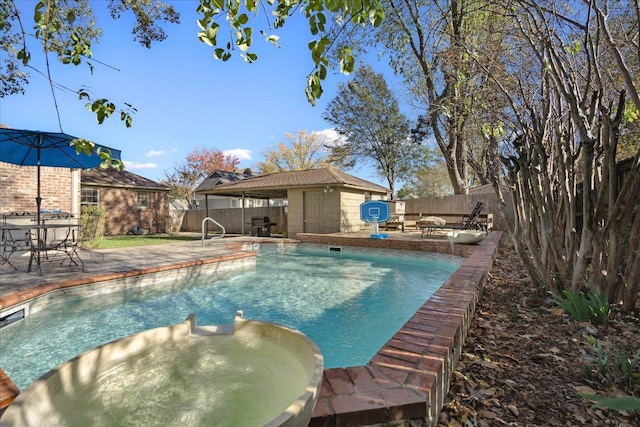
[579,338,640,415]
[580,394,640,411]
[592,340,611,376]
[582,339,640,386]
[555,289,591,322]
[614,345,640,385]
[588,289,611,327]
[80,205,105,246]
[580,364,594,381]
[555,289,611,326]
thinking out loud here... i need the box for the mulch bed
[438,236,640,427]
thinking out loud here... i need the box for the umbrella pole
[36,152,42,269]
[36,138,42,225]
[36,164,42,223]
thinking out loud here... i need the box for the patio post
[241,192,246,235]
[204,195,209,239]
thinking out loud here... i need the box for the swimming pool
[0,244,462,391]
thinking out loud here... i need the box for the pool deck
[0,229,502,426]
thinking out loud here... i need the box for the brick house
[81,168,170,235]
[0,162,80,214]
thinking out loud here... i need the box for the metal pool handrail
[201,217,225,245]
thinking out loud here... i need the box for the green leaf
[17,48,31,65]
[266,34,279,46]
[244,52,258,62]
[213,48,225,59]
[237,13,249,25]
[198,32,213,46]
[580,394,640,410]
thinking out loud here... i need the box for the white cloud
[312,128,345,146]
[223,148,252,161]
[146,149,165,157]
[124,161,157,170]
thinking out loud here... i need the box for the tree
[162,146,239,205]
[1,0,178,127]
[256,130,332,173]
[322,64,417,198]
[483,0,640,312]
[361,0,510,194]
[1,0,385,129]
[397,149,453,198]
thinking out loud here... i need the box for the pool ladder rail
[201,217,225,246]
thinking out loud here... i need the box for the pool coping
[0,232,502,426]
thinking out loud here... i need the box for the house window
[137,192,149,209]
[81,188,100,206]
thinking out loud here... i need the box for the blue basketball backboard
[360,201,390,223]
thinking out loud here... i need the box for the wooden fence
[175,206,287,235]
[404,191,513,231]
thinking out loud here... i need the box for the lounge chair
[418,201,485,237]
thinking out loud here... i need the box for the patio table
[0,223,83,274]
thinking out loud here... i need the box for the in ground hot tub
[0,312,323,427]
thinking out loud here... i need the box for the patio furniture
[27,217,84,274]
[384,213,405,232]
[1,212,36,270]
[251,216,277,237]
[418,202,485,237]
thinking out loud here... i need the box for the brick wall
[0,162,77,214]
[98,187,169,235]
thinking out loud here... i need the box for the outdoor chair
[27,214,84,274]
[419,201,485,237]
[1,226,31,270]
[1,212,36,270]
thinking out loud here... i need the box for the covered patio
[195,167,389,238]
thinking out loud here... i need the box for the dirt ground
[437,237,640,427]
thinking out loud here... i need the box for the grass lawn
[90,234,200,249]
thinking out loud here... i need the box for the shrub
[80,205,105,246]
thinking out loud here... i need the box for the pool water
[0,245,461,391]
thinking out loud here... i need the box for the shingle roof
[81,168,169,191]
[195,167,389,198]
[194,170,250,192]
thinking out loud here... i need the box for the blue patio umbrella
[0,127,122,224]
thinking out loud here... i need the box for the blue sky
[0,1,396,187]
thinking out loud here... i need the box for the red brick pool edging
[297,232,503,426]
